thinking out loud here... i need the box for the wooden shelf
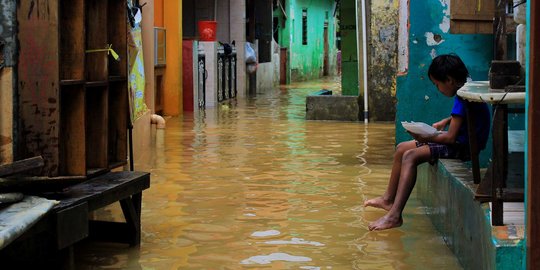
[60,79,85,86]
[108,161,128,170]
[60,0,85,81]
[85,81,109,87]
[60,85,86,176]
[108,76,127,82]
[17,0,128,178]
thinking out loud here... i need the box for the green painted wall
[277,0,338,82]
[396,0,493,151]
[340,0,358,95]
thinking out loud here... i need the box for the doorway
[323,22,329,76]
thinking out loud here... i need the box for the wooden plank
[59,0,85,80]
[56,203,88,249]
[85,86,108,170]
[50,171,150,211]
[0,177,84,193]
[120,196,141,246]
[60,86,86,175]
[0,68,13,165]
[465,101,481,184]
[85,0,108,81]
[528,0,540,268]
[449,0,495,34]
[491,104,507,225]
[451,14,493,21]
[0,156,44,177]
[17,0,61,176]
[107,0,128,77]
[108,82,128,166]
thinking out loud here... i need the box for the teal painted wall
[396,1,493,153]
[340,0,358,95]
[279,0,337,82]
[524,2,531,269]
[417,160,525,270]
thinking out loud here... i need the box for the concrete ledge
[417,160,524,269]
[305,95,359,121]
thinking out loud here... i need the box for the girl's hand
[407,131,432,143]
[432,118,450,131]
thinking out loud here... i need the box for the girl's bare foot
[368,214,403,231]
[363,197,393,211]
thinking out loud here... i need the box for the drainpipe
[151,114,166,129]
[356,0,369,124]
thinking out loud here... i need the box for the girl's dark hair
[428,54,469,85]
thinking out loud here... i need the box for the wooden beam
[0,156,44,177]
[528,0,540,268]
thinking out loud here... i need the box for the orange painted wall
[163,0,182,115]
[155,0,164,27]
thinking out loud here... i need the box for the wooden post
[493,0,507,60]
[528,0,540,268]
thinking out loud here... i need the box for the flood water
[76,78,462,269]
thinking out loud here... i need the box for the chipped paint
[397,0,409,74]
[430,48,437,59]
[425,32,445,46]
[395,0,493,146]
[439,0,450,33]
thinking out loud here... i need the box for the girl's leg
[368,145,431,231]
[364,140,418,211]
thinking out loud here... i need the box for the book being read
[401,121,441,136]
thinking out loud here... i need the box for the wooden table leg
[465,101,481,184]
[491,104,508,226]
[120,194,142,246]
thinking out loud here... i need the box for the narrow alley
[74,78,461,269]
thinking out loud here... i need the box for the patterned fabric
[416,141,466,164]
[0,196,58,249]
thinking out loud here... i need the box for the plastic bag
[245,42,257,64]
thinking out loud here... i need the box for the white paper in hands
[401,121,440,136]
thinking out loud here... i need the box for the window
[302,9,308,45]
[154,27,166,66]
[450,0,495,34]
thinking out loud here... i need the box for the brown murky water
[76,78,462,269]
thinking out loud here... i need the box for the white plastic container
[513,0,526,24]
[516,24,526,67]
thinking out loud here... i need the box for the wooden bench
[0,171,150,266]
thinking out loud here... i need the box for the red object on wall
[198,21,217,41]
[182,40,194,111]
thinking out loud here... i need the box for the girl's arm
[432,117,451,131]
[410,115,462,144]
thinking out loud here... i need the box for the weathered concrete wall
[256,40,280,92]
[305,95,359,121]
[339,0,398,121]
[417,160,525,270]
[368,1,398,121]
[396,0,492,144]
[0,0,16,164]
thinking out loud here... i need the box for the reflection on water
[76,78,461,269]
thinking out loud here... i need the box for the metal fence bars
[217,44,237,102]
[198,46,206,108]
